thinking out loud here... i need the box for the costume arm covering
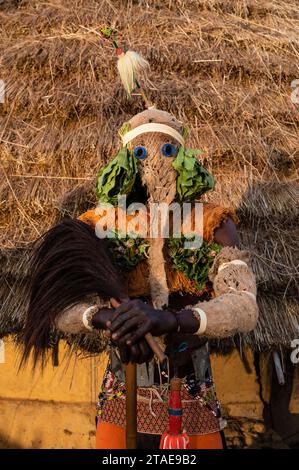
[54,297,104,334]
[193,247,258,338]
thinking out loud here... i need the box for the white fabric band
[192,307,208,336]
[122,123,185,147]
[82,305,97,331]
[218,259,248,272]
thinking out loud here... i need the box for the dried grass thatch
[238,182,299,350]
[0,0,298,353]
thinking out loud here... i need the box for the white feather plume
[117,50,149,95]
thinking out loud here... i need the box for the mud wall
[0,339,297,448]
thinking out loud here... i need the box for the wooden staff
[125,362,137,449]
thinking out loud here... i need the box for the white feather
[117,50,149,95]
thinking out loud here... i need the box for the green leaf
[172,147,214,202]
[100,27,117,39]
[118,122,131,138]
[107,231,149,271]
[96,147,137,205]
[167,237,221,291]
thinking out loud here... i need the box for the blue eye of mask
[133,146,147,160]
[162,143,176,157]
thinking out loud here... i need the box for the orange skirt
[96,422,223,449]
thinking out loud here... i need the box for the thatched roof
[0,0,298,353]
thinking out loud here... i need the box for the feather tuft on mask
[117,50,149,96]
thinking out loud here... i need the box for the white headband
[122,123,185,147]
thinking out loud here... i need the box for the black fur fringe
[21,219,127,367]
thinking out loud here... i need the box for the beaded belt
[97,380,221,436]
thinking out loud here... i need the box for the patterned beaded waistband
[97,381,221,436]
